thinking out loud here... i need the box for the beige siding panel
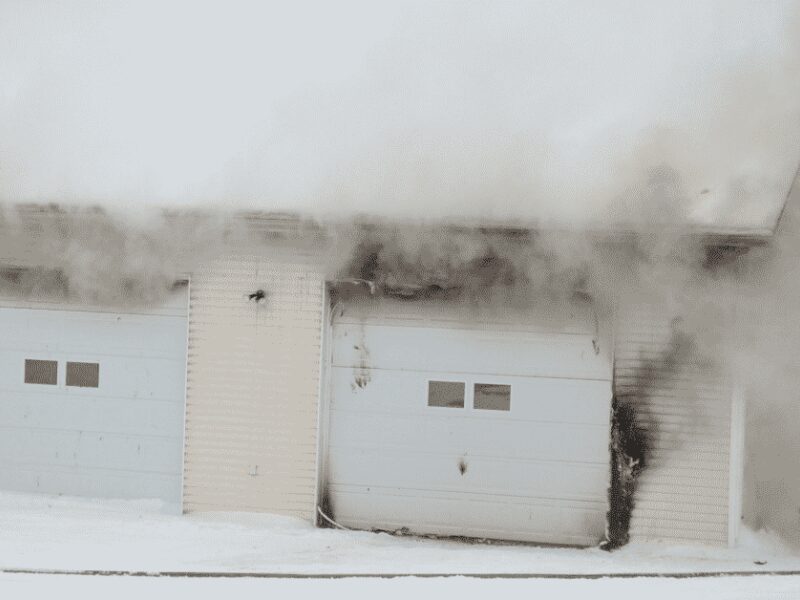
[183,253,325,519]
[615,304,732,546]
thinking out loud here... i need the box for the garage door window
[24,359,58,385]
[66,362,100,388]
[474,383,511,411]
[428,381,465,408]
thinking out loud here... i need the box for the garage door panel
[0,396,183,437]
[331,367,611,425]
[0,428,181,474]
[0,352,186,401]
[0,289,187,503]
[0,309,187,358]
[0,465,181,504]
[328,447,609,501]
[328,301,613,546]
[333,324,610,380]
[329,485,607,546]
[68,355,186,400]
[329,409,610,463]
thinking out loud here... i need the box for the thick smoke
[0,207,246,305]
[0,1,798,229]
[733,181,800,542]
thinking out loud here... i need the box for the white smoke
[0,0,798,229]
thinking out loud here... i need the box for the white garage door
[326,298,613,546]
[0,287,188,506]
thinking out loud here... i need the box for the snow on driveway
[2,573,800,600]
[1,491,798,575]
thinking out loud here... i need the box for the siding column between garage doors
[182,254,325,518]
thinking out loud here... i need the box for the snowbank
[1,491,798,574]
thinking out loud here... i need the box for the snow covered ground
[2,573,800,600]
[1,491,800,598]
[0,491,799,576]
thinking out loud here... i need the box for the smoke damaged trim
[7,204,327,239]
[336,213,775,242]
[0,265,69,298]
[2,203,776,252]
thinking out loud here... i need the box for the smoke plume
[1,1,798,229]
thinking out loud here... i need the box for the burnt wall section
[339,226,589,305]
[613,305,732,546]
[604,397,648,549]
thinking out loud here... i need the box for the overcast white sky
[0,0,798,228]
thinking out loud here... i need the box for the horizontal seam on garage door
[327,483,608,506]
[0,389,183,403]
[1,461,180,476]
[330,365,611,382]
[0,305,187,318]
[328,406,610,427]
[326,444,609,466]
[0,424,180,441]
[0,351,186,361]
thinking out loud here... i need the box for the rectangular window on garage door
[428,381,465,408]
[66,362,100,388]
[474,383,511,411]
[24,359,58,385]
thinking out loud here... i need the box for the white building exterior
[0,209,752,547]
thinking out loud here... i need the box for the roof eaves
[772,158,800,236]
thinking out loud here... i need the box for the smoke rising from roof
[1,1,798,229]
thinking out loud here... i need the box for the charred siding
[613,304,732,546]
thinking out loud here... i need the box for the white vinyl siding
[614,304,733,546]
[182,254,325,518]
